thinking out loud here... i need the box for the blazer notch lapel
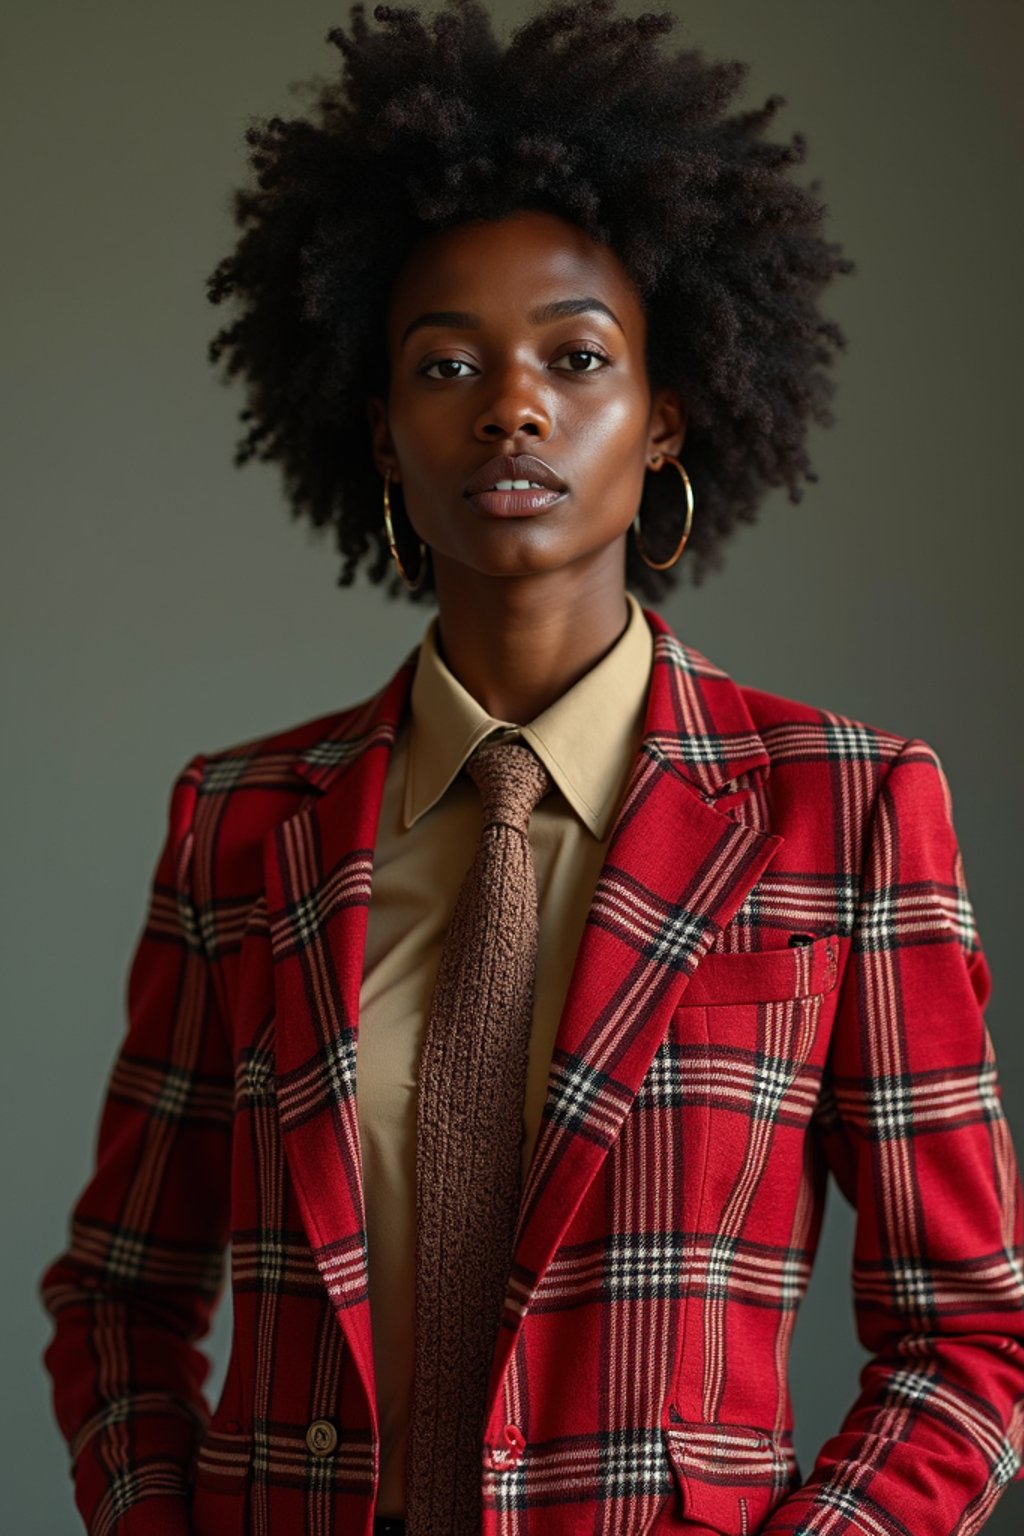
[262,652,416,1419]
[486,610,784,1417]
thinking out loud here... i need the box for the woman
[39,3,1024,1534]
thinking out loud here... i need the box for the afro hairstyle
[206,0,855,603]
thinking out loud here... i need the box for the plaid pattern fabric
[39,605,1024,1536]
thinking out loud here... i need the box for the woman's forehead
[386,210,644,338]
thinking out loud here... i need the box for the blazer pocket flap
[666,1418,798,1534]
[682,934,838,1006]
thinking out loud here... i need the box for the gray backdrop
[4,0,1022,1529]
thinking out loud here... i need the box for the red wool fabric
[39,605,1024,1536]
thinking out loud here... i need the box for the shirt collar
[403,590,654,840]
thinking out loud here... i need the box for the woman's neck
[432,562,633,724]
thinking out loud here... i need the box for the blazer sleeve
[38,754,233,1536]
[761,737,1024,1536]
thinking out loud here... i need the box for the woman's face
[367,207,685,591]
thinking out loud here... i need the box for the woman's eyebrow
[400,297,624,347]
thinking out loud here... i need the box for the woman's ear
[648,385,687,461]
[367,395,400,482]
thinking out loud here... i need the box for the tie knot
[465,739,553,832]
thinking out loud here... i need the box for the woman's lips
[466,487,566,517]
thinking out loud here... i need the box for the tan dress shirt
[356,589,654,1515]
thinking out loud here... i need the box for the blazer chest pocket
[666,935,840,1133]
[679,933,839,1008]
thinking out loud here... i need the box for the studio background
[3,1,1021,1529]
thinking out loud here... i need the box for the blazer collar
[291,603,771,807]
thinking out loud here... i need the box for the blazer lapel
[262,655,417,1421]
[485,611,784,1412]
[262,610,785,1429]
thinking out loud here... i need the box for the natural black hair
[205,0,854,603]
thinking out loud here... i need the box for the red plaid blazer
[40,604,1024,1536]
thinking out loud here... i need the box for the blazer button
[305,1419,338,1457]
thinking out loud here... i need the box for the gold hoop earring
[632,452,694,571]
[383,468,428,591]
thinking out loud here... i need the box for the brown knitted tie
[405,736,553,1536]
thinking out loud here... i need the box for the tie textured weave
[405,737,553,1536]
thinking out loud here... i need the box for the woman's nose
[473,362,553,440]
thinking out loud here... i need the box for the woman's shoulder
[739,677,918,759]
[662,627,923,769]
[198,698,372,769]
[177,688,393,836]
[195,645,419,779]
[172,693,393,903]
[736,677,959,829]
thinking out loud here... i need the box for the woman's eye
[417,347,611,381]
[418,358,475,380]
[551,347,612,373]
